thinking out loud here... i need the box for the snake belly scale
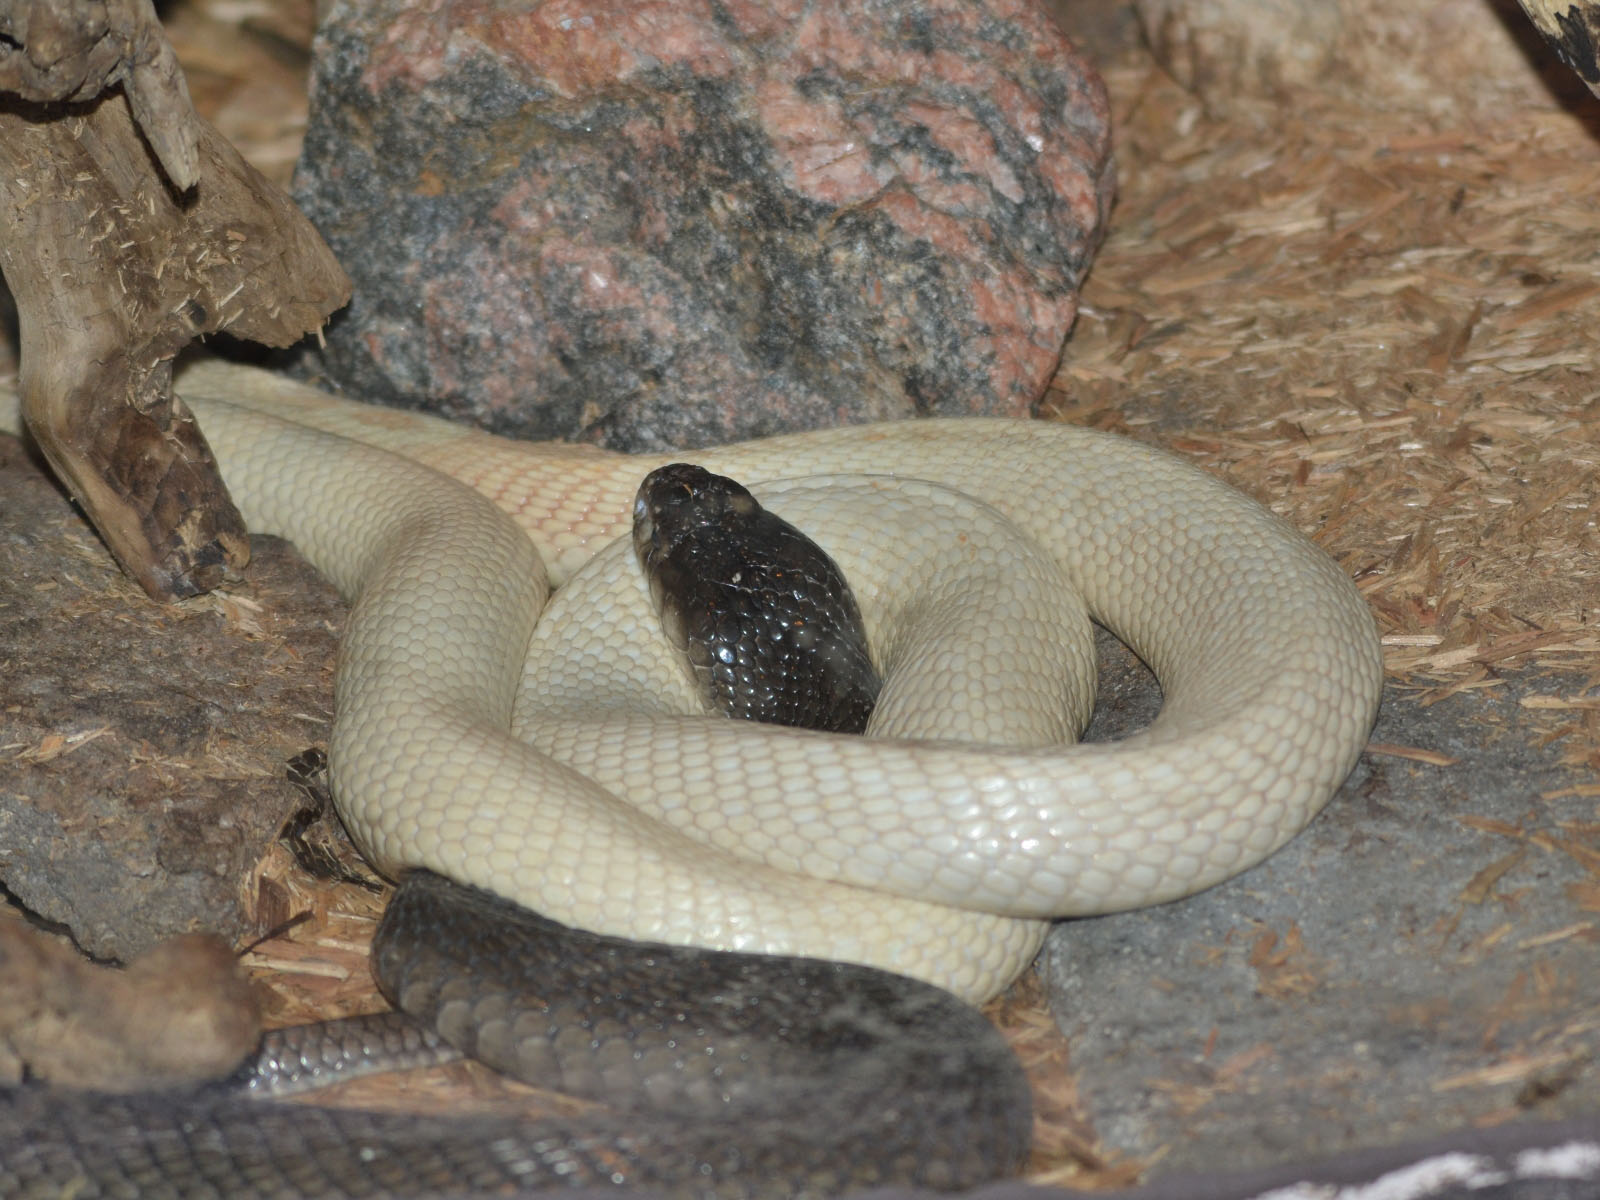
[1,360,1382,1005]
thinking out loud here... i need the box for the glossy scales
[2,362,1383,1003]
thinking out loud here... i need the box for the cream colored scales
[0,361,1383,1002]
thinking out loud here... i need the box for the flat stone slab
[1048,634,1600,1181]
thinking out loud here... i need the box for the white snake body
[2,361,1383,1003]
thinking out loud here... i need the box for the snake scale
[0,359,1383,1194]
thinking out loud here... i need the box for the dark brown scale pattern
[632,463,879,734]
[374,872,1032,1195]
[0,876,1030,1198]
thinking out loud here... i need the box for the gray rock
[290,0,1114,450]
[1050,632,1600,1182]
[0,433,341,960]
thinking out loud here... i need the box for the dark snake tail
[0,873,1030,1198]
[373,871,1033,1194]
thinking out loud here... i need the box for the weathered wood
[1516,0,1600,95]
[0,0,349,599]
[0,0,202,189]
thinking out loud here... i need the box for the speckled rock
[292,0,1114,451]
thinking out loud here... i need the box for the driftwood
[0,0,349,599]
[1516,0,1600,95]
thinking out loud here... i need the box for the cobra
[0,359,1381,1006]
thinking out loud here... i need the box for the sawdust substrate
[21,1,1600,1190]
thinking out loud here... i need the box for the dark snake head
[633,463,760,555]
[632,464,761,653]
[631,463,879,733]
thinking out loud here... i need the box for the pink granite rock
[293,0,1114,450]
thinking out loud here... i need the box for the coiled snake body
[0,360,1383,1193]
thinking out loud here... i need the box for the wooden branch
[0,0,350,599]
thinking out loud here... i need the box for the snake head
[630,462,878,733]
[633,464,759,548]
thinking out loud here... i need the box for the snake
[630,462,882,734]
[0,358,1383,1193]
